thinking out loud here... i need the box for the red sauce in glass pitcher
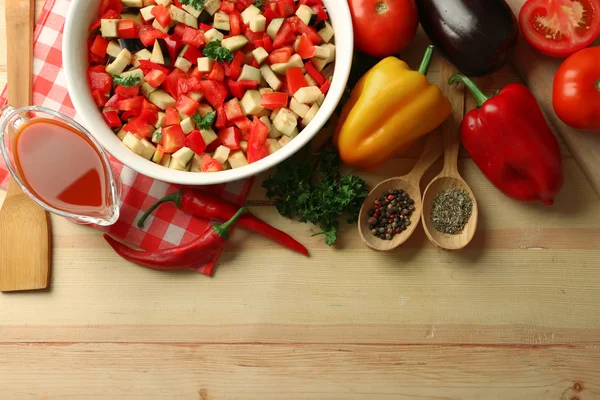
[13,118,111,217]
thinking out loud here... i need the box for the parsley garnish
[179,0,205,11]
[254,0,265,7]
[111,74,141,87]
[203,40,234,62]
[192,112,215,130]
[262,140,369,246]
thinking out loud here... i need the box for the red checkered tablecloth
[0,0,253,276]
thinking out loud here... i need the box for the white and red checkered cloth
[0,0,253,275]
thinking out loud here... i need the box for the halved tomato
[519,0,600,58]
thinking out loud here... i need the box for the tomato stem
[374,1,388,15]
[418,45,436,75]
[448,74,492,107]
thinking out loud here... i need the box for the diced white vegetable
[172,146,195,167]
[240,140,248,153]
[227,151,249,169]
[294,36,301,52]
[290,97,310,118]
[106,40,121,57]
[197,57,215,72]
[241,5,261,24]
[266,138,281,155]
[155,112,166,128]
[116,129,128,141]
[213,12,230,31]
[148,90,176,109]
[204,28,224,43]
[169,157,188,170]
[169,5,198,28]
[240,90,264,116]
[318,21,334,43]
[271,54,303,75]
[272,107,298,136]
[190,154,203,172]
[200,128,218,146]
[221,35,249,52]
[294,86,322,104]
[270,107,281,121]
[295,4,314,25]
[151,128,163,144]
[238,65,261,82]
[301,103,319,127]
[313,45,330,59]
[152,19,171,33]
[121,11,143,25]
[140,139,156,160]
[203,0,222,15]
[260,65,282,90]
[160,153,171,167]
[123,132,144,155]
[142,82,157,98]
[278,135,293,147]
[155,0,172,6]
[212,145,231,165]
[180,117,195,134]
[143,0,157,5]
[316,92,325,106]
[120,68,144,82]
[122,0,143,7]
[249,14,267,32]
[150,41,165,64]
[304,73,317,86]
[252,47,269,64]
[133,48,152,68]
[152,146,164,164]
[310,43,335,71]
[140,5,156,21]
[175,56,192,72]
[182,4,201,18]
[100,19,119,38]
[259,87,273,95]
[266,18,284,40]
[188,91,204,102]
[105,48,132,75]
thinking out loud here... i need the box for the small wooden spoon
[358,131,443,251]
[421,60,478,251]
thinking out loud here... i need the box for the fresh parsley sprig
[111,74,141,87]
[203,40,234,62]
[179,0,205,11]
[254,0,265,7]
[192,112,215,130]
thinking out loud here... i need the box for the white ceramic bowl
[63,0,353,186]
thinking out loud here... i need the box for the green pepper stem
[213,207,248,239]
[448,74,492,107]
[418,45,436,75]
[137,190,183,228]
[596,78,600,92]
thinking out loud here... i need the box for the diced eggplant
[240,140,248,153]
[169,156,189,171]
[272,107,298,136]
[278,135,292,147]
[266,18,284,40]
[227,151,248,169]
[100,19,119,38]
[293,86,321,104]
[313,45,330,59]
[249,14,266,32]
[121,0,143,7]
[155,112,166,128]
[221,35,248,52]
[133,48,152,67]
[290,97,310,118]
[240,90,264,116]
[150,40,165,65]
[169,4,198,28]
[301,103,319,127]
[241,5,261,24]
[142,82,157,97]
[182,4,202,18]
[152,19,171,33]
[175,56,192,73]
[152,147,164,163]
[197,57,214,72]
[140,5,156,21]
[148,90,176,109]
[213,12,230,31]
[271,54,303,75]
[123,132,144,155]
[265,138,281,155]
[188,91,204,102]
[172,147,195,166]
[180,117,195,134]
[160,153,171,167]
[238,65,261,82]
[295,5,314,26]
[117,128,129,141]
[105,48,132,75]
[140,139,157,160]
[151,128,163,144]
[121,12,143,25]
[203,0,222,15]
[190,154,203,172]
[198,9,213,23]
[252,47,269,64]
[212,145,231,165]
[200,128,218,146]
[204,28,224,43]
[157,38,172,66]
[119,38,146,53]
[106,40,122,58]
[318,21,334,43]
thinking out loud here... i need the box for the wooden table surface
[1,2,600,399]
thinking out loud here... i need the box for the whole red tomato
[349,0,419,58]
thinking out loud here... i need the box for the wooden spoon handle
[406,130,443,183]
[439,59,464,176]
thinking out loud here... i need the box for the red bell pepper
[89,9,120,32]
[219,126,242,150]
[247,117,269,163]
[145,69,168,88]
[286,67,308,95]
[268,46,293,63]
[117,20,137,38]
[138,25,167,47]
[239,80,258,90]
[553,46,600,132]
[224,98,245,121]
[273,20,295,48]
[215,105,228,129]
[165,107,181,126]
[450,74,564,205]
[289,16,321,44]
[182,26,205,48]
[219,0,236,13]
[208,62,225,81]
[124,117,153,138]
[98,0,123,16]
[229,11,242,36]
[260,92,288,109]
[185,130,207,155]
[177,94,200,116]
[277,0,295,16]
[118,96,144,112]
[181,45,203,63]
[229,51,245,80]
[162,125,187,153]
[304,61,326,85]
[297,33,315,59]
[263,35,273,52]
[201,154,225,172]
[139,99,159,125]
[263,9,278,25]
[151,4,172,27]
[138,60,171,75]
[200,80,228,108]
[90,35,109,58]
[102,110,122,128]
[104,93,124,108]
[319,80,330,94]
[88,70,112,95]
[115,84,140,98]
[227,79,246,99]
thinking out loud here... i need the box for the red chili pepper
[450,74,564,205]
[105,207,248,270]
[137,188,309,256]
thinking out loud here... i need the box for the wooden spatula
[0,0,51,292]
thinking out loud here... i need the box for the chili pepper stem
[137,190,184,227]
[418,45,436,75]
[448,74,492,107]
[213,207,248,239]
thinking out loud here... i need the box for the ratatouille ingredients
[367,189,415,240]
[333,45,451,170]
[430,186,473,234]
[137,188,309,256]
[87,0,336,172]
[262,140,369,245]
[450,73,564,205]
[416,0,519,76]
[104,206,247,271]
[348,0,418,57]
[519,0,600,58]
[553,46,600,132]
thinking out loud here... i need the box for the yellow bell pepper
[334,45,452,170]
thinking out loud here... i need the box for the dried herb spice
[431,186,473,234]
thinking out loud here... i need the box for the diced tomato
[145,69,168,88]
[177,76,203,94]
[115,84,140,98]
[200,154,224,172]
[104,93,124,108]
[219,0,236,13]
[151,4,172,27]
[181,45,203,63]
[90,35,109,58]
[232,116,253,131]
[224,98,245,121]
[165,107,181,126]
[227,80,246,99]
[208,62,225,81]
[89,65,106,73]
[177,94,200,116]
[182,26,205,48]
[219,127,242,150]
[138,25,168,47]
[138,60,171,75]
[268,46,293,63]
[206,136,223,153]
[88,70,112,94]
[320,80,331,94]
[174,24,187,38]
[163,36,182,66]
[117,20,136,38]
[89,52,107,65]
[247,117,270,163]
[139,99,159,125]
[289,16,322,44]
[162,125,187,153]
[185,130,207,155]
[102,110,122,128]
[92,89,108,107]
[98,0,123,16]
[89,9,120,31]
[229,51,245,80]
[163,68,188,98]
[230,11,242,36]
[215,105,228,129]
[286,67,308,94]
[121,109,141,121]
[124,117,153,138]
[244,27,264,42]
[263,35,273,52]
[277,0,295,17]
[304,61,326,85]
[239,80,258,90]
[235,0,253,11]
[263,9,278,25]
[253,39,264,50]
[118,96,144,112]
[199,22,212,31]
[260,92,288,109]
[297,33,316,59]
[273,21,295,49]
[200,80,228,108]
[312,5,328,23]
